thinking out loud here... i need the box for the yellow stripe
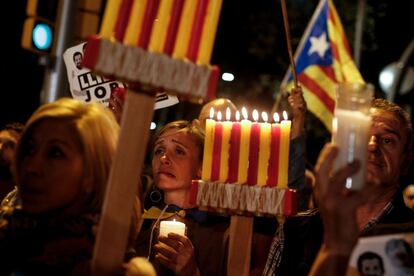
[304,66,337,99]
[99,0,122,39]
[123,0,147,46]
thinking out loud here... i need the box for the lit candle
[247,109,260,186]
[237,107,251,184]
[277,111,291,188]
[257,112,271,186]
[266,113,281,187]
[219,107,232,182]
[197,0,223,64]
[186,0,209,62]
[211,111,223,181]
[114,0,134,42]
[148,0,174,53]
[138,0,160,49]
[172,0,197,59]
[99,0,122,39]
[227,110,241,183]
[159,219,186,237]
[123,0,147,46]
[201,107,215,181]
[163,0,185,55]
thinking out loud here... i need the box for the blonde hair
[15,98,119,213]
[153,120,205,161]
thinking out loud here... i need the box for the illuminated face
[403,185,414,209]
[0,129,19,169]
[360,258,384,276]
[152,129,201,193]
[18,119,85,215]
[366,109,408,188]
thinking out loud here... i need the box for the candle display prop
[211,111,223,181]
[201,107,215,181]
[219,108,232,182]
[238,107,251,184]
[83,1,223,274]
[159,220,186,237]
[227,110,241,183]
[257,112,271,186]
[266,113,281,187]
[193,106,294,216]
[247,110,260,186]
[277,111,291,189]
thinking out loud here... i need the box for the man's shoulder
[284,208,323,233]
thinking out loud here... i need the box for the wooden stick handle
[92,91,155,275]
[280,0,298,88]
[227,216,253,276]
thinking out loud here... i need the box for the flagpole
[280,0,298,89]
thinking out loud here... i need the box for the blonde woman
[0,98,119,275]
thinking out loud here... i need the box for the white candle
[159,220,186,237]
[332,108,372,190]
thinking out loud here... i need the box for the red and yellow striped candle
[148,0,175,53]
[219,108,232,182]
[266,113,281,187]
[277,111,291,188]
[138,0,160,49]
[186,0,209,62]
[227,111,241,183]
[247,110,260,186]
[201,107,215,181]
[172,0,198,59]
[123,0,147,46]
[163,0,185,55]
[197,0,223,64]
[114,0,134,42]
[211,111,223,181]
[237,107,251,184]
[257,112,271,186]
[99,0,123,39]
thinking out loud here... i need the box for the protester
[403,184,414,209]
[134,120,229,275]
[0,98,120,275]
[0,122,24,201]
[264,98,414,276]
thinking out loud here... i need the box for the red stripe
[114,0,134,41]
[298,73,335,112]
[319,66,337,82]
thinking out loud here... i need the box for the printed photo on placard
[63,42,179,109]
[347,233,414,276]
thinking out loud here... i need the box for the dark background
[1,0,413,170]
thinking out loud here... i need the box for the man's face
[361,258,384,276]
[0,129,19,169]
[74,54,83,69]
[404,185,414,209]
[366,109,409,188]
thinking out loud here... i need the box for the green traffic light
[32,23,53,50]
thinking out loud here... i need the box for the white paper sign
[63,42,179,109]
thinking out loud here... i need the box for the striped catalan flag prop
[281,0,364,132]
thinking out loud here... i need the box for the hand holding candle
[159,220,186,237]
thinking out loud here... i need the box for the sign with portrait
[63,42,179,109]
[347,233,414,276]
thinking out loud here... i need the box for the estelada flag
[280,0,364,132]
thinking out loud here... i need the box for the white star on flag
[308,32,329,58]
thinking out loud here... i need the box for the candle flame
[209,107,214,119]
[241,107,248,120]
[261,111,268,122]
[235,110,240,121]
[226,107,231,121]
[273,112,280,123]
[217,111,222,121]
[283,110,288,120]
[252,109,259,121]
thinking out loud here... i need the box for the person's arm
[309,144,375,276]
[288,86,307,140]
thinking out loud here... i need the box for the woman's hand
[154,233,199,276]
